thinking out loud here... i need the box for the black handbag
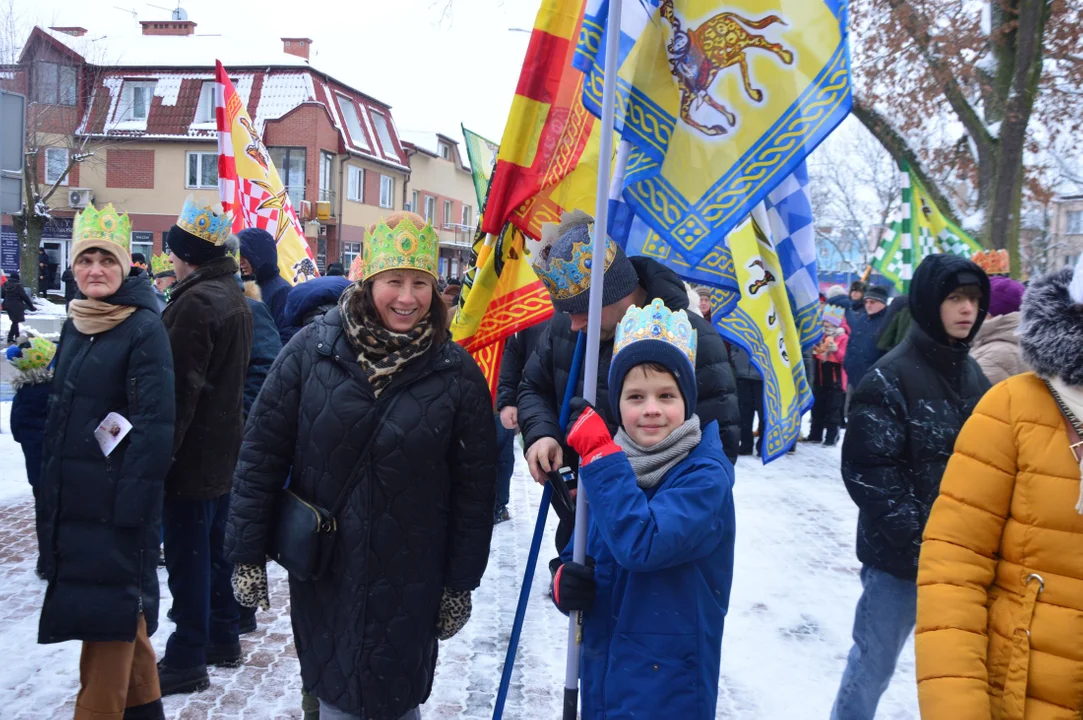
[268,392,402,581]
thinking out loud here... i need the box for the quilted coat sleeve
[577,435,734,573]
[442,353,498,591]
[495,332,525,411]
[225,334,306,564]
[915,383,1017,719]
[114,317,176,528]
[517,324,563,452]
[841,367,921,549]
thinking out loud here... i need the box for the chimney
[140,20,197,36]
[282,38,312,61]
[50,26,88,37]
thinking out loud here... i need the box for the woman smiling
[225,211,497,720]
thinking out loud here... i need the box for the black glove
[553,556,596,613]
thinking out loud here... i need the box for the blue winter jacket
[568,422,736,720]
[244,297,282,417]
[283,276,351,329]
[843,308,889,388]
[11,379,50,487]
[238,228,294,345]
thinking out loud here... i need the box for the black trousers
[736,378,764,453]
[811,385,845,440]
[7,320,20,343]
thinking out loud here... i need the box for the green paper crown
[362,215,439,281]
[73,203,131,251]
[7,335,57,373]
[150,252,174,277]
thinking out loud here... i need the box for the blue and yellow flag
[714,208,813,462]
[574,0,852,278]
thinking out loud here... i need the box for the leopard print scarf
[338,283,435,396]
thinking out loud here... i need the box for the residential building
[1,20,410,289]
[1052,194,1083,264]
[400,132,476,281]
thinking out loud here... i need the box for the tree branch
[851,96,963,228]
[886,0,997,162]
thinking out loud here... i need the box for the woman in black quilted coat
[225,212,497,720]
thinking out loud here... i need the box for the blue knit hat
[608,299,698,421]
[531,210,639,314]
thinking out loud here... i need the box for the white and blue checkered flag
[762,161,822,351]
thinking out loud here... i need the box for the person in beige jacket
[970,275,1027,385]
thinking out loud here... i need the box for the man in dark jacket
[37,247,50,297]
[726,342,763,456]
[3,271,35,343]
[519,215,740,485]
[842,284,890,420]
[61,266,76,308]
[238,227,294,345]
[159,206,253,696]
[831,253,990,720]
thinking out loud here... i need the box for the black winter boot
[823,428,839,447]
[156,660,210,696]
[123,699,165,719]
[805,423,823,443]
[205,641,243,668]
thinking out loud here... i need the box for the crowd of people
[3,197,1080,720]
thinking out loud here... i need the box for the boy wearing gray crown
[552,299,736,719]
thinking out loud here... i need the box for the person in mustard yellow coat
[916,257,1083,720]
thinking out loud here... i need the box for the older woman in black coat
[38,204,175,720]
[226,212,496,720]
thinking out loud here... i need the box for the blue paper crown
[614,298,697,366]
[532,221,618,301]
[176,196,232,246]
[822,304,846,326]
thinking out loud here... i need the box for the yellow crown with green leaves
[150,252,174,277]
[361,212,438,281]
[6,335,57,373]
[73,203,131,251]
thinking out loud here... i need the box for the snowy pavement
[0,412,918,719]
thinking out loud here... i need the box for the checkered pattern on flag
[763,161,821,351]
[215,60,317,285]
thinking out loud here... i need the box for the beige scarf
[1048,376,1083,514]
[68,298,137,335]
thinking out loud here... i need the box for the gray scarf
[615,415,702,489]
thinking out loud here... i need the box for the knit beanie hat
[988,275,1025,317]
[530,210,639,314]
[849,280,866,294]
[608,299,698,421]
[864,285,890,304]
[167,196,231,266]
[825,284,847,300]
[71,203,132,271]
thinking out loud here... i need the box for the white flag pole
[563,0,623,717]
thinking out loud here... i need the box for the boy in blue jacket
[553,298,736,719]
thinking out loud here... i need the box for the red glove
[565,399,621,466]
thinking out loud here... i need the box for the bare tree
[850,0,1083,277]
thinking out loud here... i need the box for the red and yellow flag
[481,0,597,236]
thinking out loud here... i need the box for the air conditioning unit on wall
[68,188,94,208]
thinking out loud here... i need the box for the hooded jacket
[162,256,252,500]
[2,278,34,322]
[37,277,175,643]
[842,306,889,388]
[916,267,1083,719]
[517,256,740,463]
[969,311,1026,386]
[239,228,294,344]
[840,254,991,580]
[241,280,282,417]
[282,275,351,330]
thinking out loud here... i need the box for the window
[410,190,419,213]
[379,175,394,209]
[319,151,334,203]
[443,200,452,226]
[424,195,436,224]
[269,147,306,207]
[462,205,472,228]
[186,151,218,189]
[347,165,364,202]
[342,242,362,272]
[370,111,397,157]
[119,81,156,122]
[195,81,215,123]
[336,96,371,151]
[44,148,69,185]
[439,142,451,160]
[34,62,77,105]
[1068,210,1083,236]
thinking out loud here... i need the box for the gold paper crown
[73,203,132,251]
[613,298,697,366]
[176,195,232,246]
[361,212,439,281]
[150,252,174,277]
[971,249,1010,275]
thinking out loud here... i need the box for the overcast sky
[10,0,537,144]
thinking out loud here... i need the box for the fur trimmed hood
[11,367,53,391]
[1019,267,1083,385]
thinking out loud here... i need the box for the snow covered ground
[0,415,919,719]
